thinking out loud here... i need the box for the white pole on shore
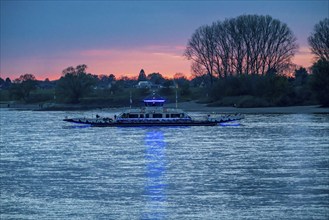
[129,91,132,109]
[175,86,178,109]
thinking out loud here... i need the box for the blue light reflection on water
[219,122,241,127]
[62,125,92,129]
[143,130,167,219]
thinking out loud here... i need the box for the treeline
[1,63,327,107]
[210,68,312,107]
[1,16,328,107]
[0,67,193,107]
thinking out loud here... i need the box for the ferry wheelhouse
[116,94,192,122]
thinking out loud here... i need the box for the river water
[1,109,328,219]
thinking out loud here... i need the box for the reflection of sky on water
[1,110,328,219]
[143,130,167,219]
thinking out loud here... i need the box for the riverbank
[1,101,328,114]
[177,102,329,114]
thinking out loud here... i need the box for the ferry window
[153,114,162,118]
[145,114,149,118]
[140,114,144,118]
[166,114,170,118]
[129,114,139,118]
[171,114,180,118]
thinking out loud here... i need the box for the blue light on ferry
[143,99,165,103]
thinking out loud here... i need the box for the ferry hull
[63,119,219,127]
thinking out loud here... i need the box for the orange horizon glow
[292,46,314,69]
[0,45,191,81]
[1,46,315,81]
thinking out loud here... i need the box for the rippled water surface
[1,109,329,219]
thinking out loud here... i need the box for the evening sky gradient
[1,0,328,80]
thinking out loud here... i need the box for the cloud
[75,45,190,77]
[78,45,185,59]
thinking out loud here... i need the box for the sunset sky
[1,0,328,80]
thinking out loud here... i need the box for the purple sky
[1,0,328,80]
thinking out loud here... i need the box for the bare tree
[185,15,298,79]
[308,18,329,61]
[184,25,216,85]
[191,62,206,78]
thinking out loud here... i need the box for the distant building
[136,81,152,89]
[37,80,56,89]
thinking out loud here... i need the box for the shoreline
[1,102,328,114]
[169,102,329,114]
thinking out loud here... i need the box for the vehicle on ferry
[63,93,244,127]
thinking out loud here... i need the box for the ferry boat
[63,93,244,127]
